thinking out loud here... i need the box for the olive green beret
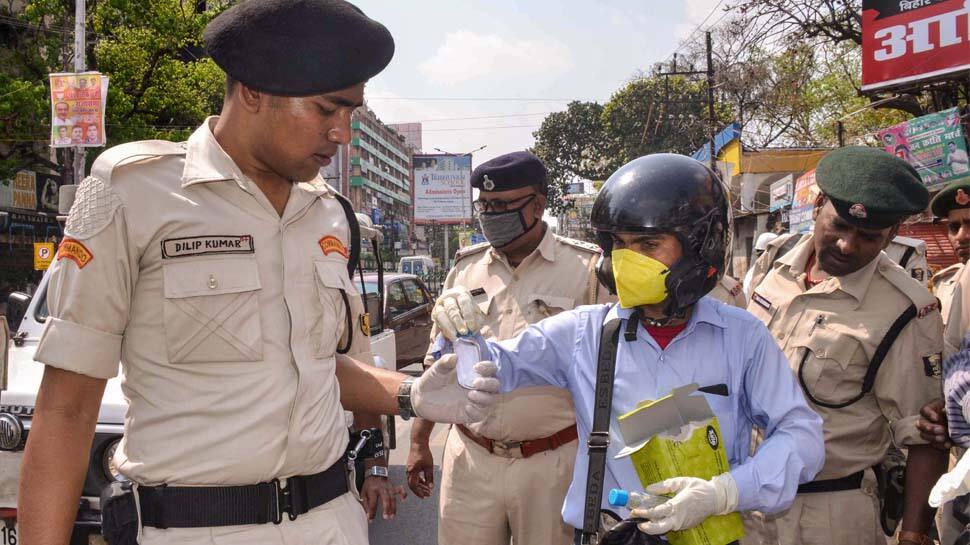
[816,146,929,229]
[930,178,970,218]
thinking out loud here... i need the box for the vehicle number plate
[0,523,16,545]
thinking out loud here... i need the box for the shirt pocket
[528,293,575,320]
[794,321,868,406]
[313,259,358,359]
[162,256,263,364]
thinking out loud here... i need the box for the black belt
[797,470,864,494]
[137,457,348,528]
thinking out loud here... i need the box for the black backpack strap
[898,245,916,269]
[799,304,917,409]
[333,192,361,279]
[577,312,630,545]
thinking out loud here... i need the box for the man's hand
[360,473,407,522]
[432,287,486,341]
[412,354,499,424]
[634,474,738,535]
[406,441,435,498]
[917,398,953,451]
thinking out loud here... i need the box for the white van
[398,255,435,276]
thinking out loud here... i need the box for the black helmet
[591,153,730,316]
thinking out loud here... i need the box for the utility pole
[705,31,716,171]
[73,0,87,185]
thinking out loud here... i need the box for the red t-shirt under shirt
[644,322,688,350]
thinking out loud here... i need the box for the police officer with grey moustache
[18,2,499,544]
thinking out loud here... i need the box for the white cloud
[419,31,572,86]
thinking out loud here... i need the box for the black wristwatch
[397,377,416,420]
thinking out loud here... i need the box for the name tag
[751,291,772,311]
[161,235,255,259]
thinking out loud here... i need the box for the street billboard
[769,175,794,212]
[49,71,108,148]
[789,169,819,234]
[877,107,969,190]
[413,154,472,224]
[862,0,970,91]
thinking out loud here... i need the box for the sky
[353,0,728,165]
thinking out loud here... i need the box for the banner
[11,171,37,210]
[413,154,472,224]
[877,107,969,190]
[789,170,819,234]
[862,0,970,91]
[769,175,794,212]
[50,71,108,148]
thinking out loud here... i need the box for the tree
[0,0,229,179]
[734,0,862,46]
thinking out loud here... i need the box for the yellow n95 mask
[611,248,670,308]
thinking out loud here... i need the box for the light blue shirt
[479,297,824,529]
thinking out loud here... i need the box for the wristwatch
[367,465,389,479]
[897,531,932,545]
[397,377,416,420]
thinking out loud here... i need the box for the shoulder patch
[455,241,490,262]
[555,235,602,255]
[65,176,123,240]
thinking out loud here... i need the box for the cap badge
[482,175,495,191]
[848,203,868,219]
[957,189,970,206]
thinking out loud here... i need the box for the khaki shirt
[747,234,943,480]
[944,263,970,357]
[934,263,964,328]
[426,229,611,442]
[36,118,360,486]
[709,275,746,308]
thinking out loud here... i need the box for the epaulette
[764,232,801,252]
[933,262,964,283]
[555,235,602,255]
[90,140,187,184]
[879,254,939,318]
[454,241,490,262]
[721,275,742,296]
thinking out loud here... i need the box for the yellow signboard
[34,242,55,271]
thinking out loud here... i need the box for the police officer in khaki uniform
[746,147,946,545]
[406,152,611,545]
[709,274,746,308]
[18,3,500,544]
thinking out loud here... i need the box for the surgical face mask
[479,196,538,248]
[611,248,670,308]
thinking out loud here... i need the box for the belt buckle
[492,440,523,458]
[270,477,303,524]
[270,479,284,525]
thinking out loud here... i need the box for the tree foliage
[0,0,229,178]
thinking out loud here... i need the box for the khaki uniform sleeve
[873,308,944,447]
[422,265,459,368]
[945,281,964,359]
[35,177,136,380]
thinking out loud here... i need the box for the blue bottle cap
[608,488,629,507]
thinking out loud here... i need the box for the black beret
[204,0,394,97]
[931,179,970,218]
[816,146,929,229]
[471,151,548,194]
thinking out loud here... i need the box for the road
[367,415,450,545]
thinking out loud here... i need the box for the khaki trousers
[138,492,367,545]
[438,426,577,545]
[741,471,883,545]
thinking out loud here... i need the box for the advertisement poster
[789,169,819,234]
[11,170,37,210]
[769,175,794,212]
[413,154,472,224]
[862,0,970,91]
[50,71,109,148]
[877,107,969,190]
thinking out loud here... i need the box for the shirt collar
[777,232,879,303]
[486,222,554,265]
[604,296,727,332]
[181,116,251,192]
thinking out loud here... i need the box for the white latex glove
[633,473,739,535]
[432,287,486,341]
[930,448,970,507]
[411,354,499,424]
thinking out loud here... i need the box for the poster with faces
[50,71,109,148]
